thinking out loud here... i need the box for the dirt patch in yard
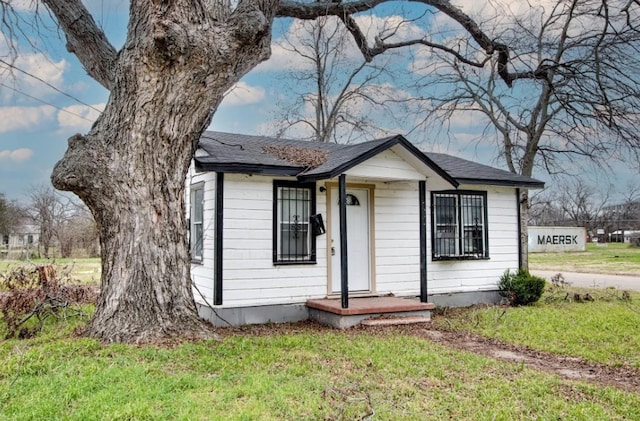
[226,320,640,394]
[379,324,640,395]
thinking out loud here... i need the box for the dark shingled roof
[195,131,544,189]
[425,152,545,188]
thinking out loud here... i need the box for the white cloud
[255,42,313,72]
[5,0,36,12]
[0,53,68,101]
[433,0,572,42]
[452,0,557,17]
[221,82,265,106]
[19,54,66,86]
[0,148,33,162]
[57,103,105,130]
[356,14,425,43]
[0,105,56,132]
[446,108,490,130]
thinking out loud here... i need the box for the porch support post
[419,180,428,302]
[516,188,523,271]
[214,172,224,305]
[339,174,349,309]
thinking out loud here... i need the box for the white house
[1,223,40,260]
[186,132,544,327]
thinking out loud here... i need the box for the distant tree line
[529,181,640,240]
[1,186,99,259]
[0,193,22,237]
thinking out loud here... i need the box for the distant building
[609,230,640,244]
[0,223,40,259]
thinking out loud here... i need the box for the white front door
[330,187,371,293]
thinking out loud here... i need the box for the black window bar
[461,194,485,256]
[434,193,458,257]
[274,181,316,263]
[433,191,487,259]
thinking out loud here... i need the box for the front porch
[307,296,435,329]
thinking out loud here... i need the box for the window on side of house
[432,191,488,260]
[273,181,316,264]
[190,183,204,262]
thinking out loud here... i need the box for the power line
[0,58,103,113]
[0,82,94,122]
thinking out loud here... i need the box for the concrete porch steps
[307,296,434,328]
[360,315,430,327]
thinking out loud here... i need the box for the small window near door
[273,181,316,264]
[190,183,204,262]
[432,191,488,260]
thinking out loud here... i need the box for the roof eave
[455,178,545,189]
[195,161,303,176]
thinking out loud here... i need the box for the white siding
[428,185,520,294]
[186,163,217,305]
[220,174,328,307]
[373,182,422,295]
[345,149,426,181]
[359,182,520,298]
[186,161,521,308]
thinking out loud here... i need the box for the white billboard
[528,226,587,253]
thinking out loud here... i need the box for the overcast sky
[0,1,636,203]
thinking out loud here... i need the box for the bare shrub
[0,265,97,338]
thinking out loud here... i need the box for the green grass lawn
[529,242,640,275]
[434,287,640,369]
[1,315,639,420]
[2,247,640,418]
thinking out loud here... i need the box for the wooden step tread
[360,316,431,326]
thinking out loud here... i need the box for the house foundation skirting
[197,303,309,327]
[428,290,502,308]
[196,290,502,327]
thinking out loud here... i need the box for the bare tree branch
[278,0,516,85]
[271,16,400,143]
[41,0,117,90]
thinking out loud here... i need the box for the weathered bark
[49,0,277,342]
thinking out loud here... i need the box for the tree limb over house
[2,0,638,342]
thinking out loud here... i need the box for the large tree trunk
[49,1,276,342]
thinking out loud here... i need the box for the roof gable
[297,135,458,186]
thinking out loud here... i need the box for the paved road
[531,270,640,291]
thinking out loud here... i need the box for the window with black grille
[432,191,488,260]
[273,181,317,264]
